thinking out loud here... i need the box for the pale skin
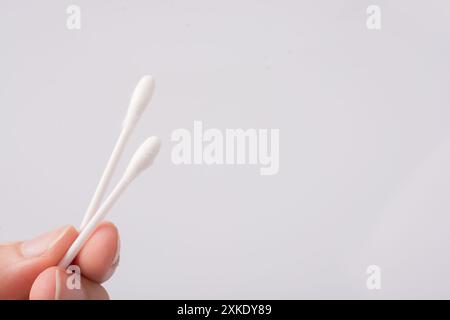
[0,221,119,299]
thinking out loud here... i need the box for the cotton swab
[79,76,155,230]
[59,136,162,269]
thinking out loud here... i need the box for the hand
[0,221,120,300]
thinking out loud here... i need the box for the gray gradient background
[1,0,450,299]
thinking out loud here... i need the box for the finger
[0,225,78,300]
[72,221,120,283]
[29,266,109,300]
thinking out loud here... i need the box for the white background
[1,0,450,298]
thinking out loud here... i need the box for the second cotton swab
[80,76,155,229]
[59,136,162,269]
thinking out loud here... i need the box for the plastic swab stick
[60,136,162,269]
[79,76,155,229]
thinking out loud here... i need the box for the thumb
[0,225,78,299]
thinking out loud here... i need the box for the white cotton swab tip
[123,136,162,182]
[58,136,162,269]
[123,75,155,128]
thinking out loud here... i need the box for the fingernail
[112,236,121,266]
[101,236,121,283]
[21,226,72,258]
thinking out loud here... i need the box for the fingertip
[30,266,109,300]
[97,221,119,237]
[46,225,78,259]
[74,221,120,283]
